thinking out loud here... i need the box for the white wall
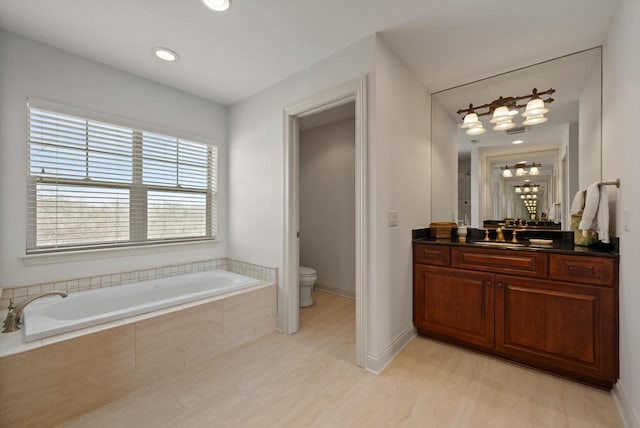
[228,34,430,366]
[431,99,458,222]
[228,35,376,330]
[603,0,640,424]
[300,118,355,297]
[579,62,602,189]
[370,37,430,358]
[0,30,228,287]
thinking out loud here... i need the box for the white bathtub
[22,269,266,342]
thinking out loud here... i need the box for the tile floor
[62,290,622,427]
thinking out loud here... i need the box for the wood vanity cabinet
[413,242,619,389]
[414,265,494,350]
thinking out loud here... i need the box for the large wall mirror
[431,47,602,231]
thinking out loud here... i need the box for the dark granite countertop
[412,228,619,258]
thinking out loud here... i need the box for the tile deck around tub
[0,281,275,358]
[0,283,277,428]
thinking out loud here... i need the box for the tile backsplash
[0,258,277,310]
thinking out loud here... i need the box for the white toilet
[299,266,317,307]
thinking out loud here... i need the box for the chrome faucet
[2,291,67,333]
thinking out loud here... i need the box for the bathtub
[22,269,266,342]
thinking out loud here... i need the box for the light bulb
[202,0,231,11]
[152,48,179,62]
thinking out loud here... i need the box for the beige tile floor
[62,290,622,428]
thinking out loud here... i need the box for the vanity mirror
[431,47,602,230]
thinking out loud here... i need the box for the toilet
[299,266,317,307]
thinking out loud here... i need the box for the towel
[578,182,610,243]
[597,187,610,243]
[570,189,586,215]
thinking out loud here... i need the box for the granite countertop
[412,228,619,258]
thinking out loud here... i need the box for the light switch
[388,210,399,227]
[625,210,631,232]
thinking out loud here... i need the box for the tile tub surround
[0,283,276,428]
[0,258,277,310]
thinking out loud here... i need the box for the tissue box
[429,222,457,240]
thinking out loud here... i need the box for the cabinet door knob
[497,282,504,288]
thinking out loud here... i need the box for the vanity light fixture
[501,162,541,178]
[456,88,555,133]
[202,0,231,11]
[152,47,179,62]
[514,183,540,194]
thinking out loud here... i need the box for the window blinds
[27,107,217,253]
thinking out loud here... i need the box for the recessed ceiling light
[202,0,231,11]
[152,47,179,62]
[512,140,524,145]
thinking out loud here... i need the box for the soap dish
[529,238,553,246]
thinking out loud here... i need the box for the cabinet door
[414,265,494,349]
[495,275,616,384]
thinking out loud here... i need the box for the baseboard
[365,324,416,375]
[314,282,355,299]
[613,382,640,428]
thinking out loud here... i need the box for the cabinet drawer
[549,254,616,286]
[414,244,450,266]
[452,247,547,277]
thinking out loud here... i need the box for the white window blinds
[27,107,217,253]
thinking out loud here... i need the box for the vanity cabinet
[414,265,494,350]
[413,242,619,388]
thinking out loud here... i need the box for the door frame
[283,76,367,367]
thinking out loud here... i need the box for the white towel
[579,182,600,230]
[597,187,610,243]
[578,182,610,243]
[570,189,586,215]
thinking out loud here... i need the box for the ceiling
[0,0,619,106]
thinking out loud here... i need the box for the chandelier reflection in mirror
[514,183,540,193]
[500,162,541,178]
[457,88,555,136]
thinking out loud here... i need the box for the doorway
[283,77,367,367]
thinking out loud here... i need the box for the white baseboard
[613,382,640,428]
[365,324,416,375]
[314,282,355,299]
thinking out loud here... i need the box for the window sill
[21,240,220,267]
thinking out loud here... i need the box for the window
[27,107,217,253]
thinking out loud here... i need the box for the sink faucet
[495,227,505,242]
[2,291,67,333]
